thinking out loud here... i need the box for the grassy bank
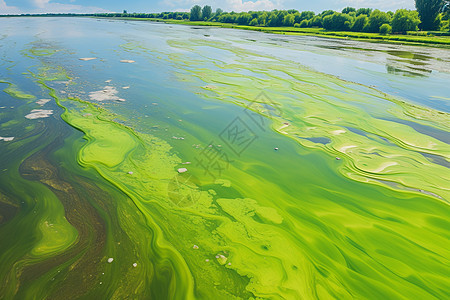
[101,17,450,47]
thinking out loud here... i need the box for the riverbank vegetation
[2,1,449,46]
[95,2,449,35]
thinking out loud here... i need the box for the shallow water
[0,17,449,299]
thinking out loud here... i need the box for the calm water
[0,17,449,299]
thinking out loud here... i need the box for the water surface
[0,17,449,299]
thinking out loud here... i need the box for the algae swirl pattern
[0,19,449,300]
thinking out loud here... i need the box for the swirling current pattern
[0,18,449,300]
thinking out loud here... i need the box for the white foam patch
[25,109,53,119]
[36,99,51,106]
[89,86,122,102]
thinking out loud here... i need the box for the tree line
[2,0,448,34]
[185,1,448,34]
[187,7,424,34]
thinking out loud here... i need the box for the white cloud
[1,0,108,14]
[174,8,190,12]
[36,3,109,13]
[34,0,50,9]
[228,0,281,11]
[162,0,283,12]
[0,0,21,14]
[339,0,415,10]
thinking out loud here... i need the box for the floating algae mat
[0,17,449,299]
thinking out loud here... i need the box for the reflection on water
[385,64,430,77]
[213,30,450,112]
[385,49,433,61]
[312,39,449,73]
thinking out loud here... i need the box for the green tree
[294,12,302,23]
[237,13,252,25]
[379,23,392,34]
[202,5,212,20]
[441,19,449,31]
[299,19,310,27]
[250,11,259,19]
[391,9,420,33]
[444,9,450,20]
[442,8,450,31]
[415,0,442,30]
[190,5,202,21]
[299,11,315,21]
[258,12,268,26]
[342,7,356,14]
[321,10,335,17]
[352,14,368,32]
[310,15,323,27]
[215,8,223,16]
[276,10,288,26]
[219,13,236,23]
[323,12,353,30]
[283,14,295,26]
[249,18,258,26]
[267,12,277,26]
[367,9,392,32]
[267,10,286,26]
[356,8,372,16]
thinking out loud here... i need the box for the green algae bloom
[0,18,449,300]
[1,81,36,100]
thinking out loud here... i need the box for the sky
[0,0,416,15]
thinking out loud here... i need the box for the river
[0,17,449,299]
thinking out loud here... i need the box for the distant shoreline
[2,15,450,48]
[96,17,450,48]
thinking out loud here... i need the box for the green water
[0,17,449,299]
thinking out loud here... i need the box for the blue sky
[1,0,416,14]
